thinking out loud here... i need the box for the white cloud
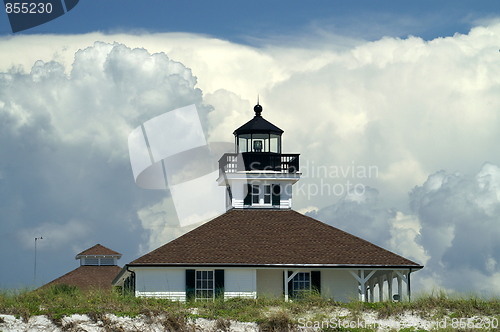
[410,163,500,292]
[2,20,500,292]
[307,187,395,246]
[309,163,500,293]
[388,212,429,266]
[0,40,206,286]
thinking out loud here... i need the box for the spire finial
[254,95,262,117]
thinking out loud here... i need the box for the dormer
[75,244,122,266]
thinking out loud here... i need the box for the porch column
[253,269,257,299]
[369,278,375,302]
[378,275,384,302]
[407,270,412,301]
[395,270,410,301]
[397,273,402,301]
[361,270,366,302]
[349,270,376,302]
[387,272,393,301]
[284,270,300,302]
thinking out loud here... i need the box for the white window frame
[252,185,260,204]
[82,256,116,266]
[263,184,271,204]
[292,272,311,298]
[195,270,214,301]
[249,183,276,206]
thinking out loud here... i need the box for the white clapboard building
[113,104,423,302]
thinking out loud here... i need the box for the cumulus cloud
[307,186,428,265]
[309,163,500,293]
[264,23,500,209]
[410,163,500,292]
[307,187,395,245]
[0,41,208,287]
[2,20,500,292]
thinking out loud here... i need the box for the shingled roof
[233,114,284,135]
[76,244,122,258]
[130,209,422,268]
[44,266,122,291]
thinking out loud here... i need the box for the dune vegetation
[1,285,499,331]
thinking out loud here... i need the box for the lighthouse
[217,103,301,210]
[115,102,423,303]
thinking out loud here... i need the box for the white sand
[1,310,497,331]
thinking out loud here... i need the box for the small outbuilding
[45,244,122,291]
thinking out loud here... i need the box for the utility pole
[34,236,43,286]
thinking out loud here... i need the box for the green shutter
[186,269,195,301]
[124,273,136,296]
[311,271,321,295]
[272,184,281,206]
[244,184,252,205]
[215,269,225,299]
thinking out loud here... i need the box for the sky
[1,1,500,295]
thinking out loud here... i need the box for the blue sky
[1,1,499,41]
[1,1,500,294]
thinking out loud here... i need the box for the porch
[120,266,417,303]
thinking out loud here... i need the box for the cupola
[75,244,122,266]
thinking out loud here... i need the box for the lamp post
[34,236,43,286]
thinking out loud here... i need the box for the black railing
[219,152,299,175]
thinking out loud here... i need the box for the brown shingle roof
[130,209,422,268]
[76,244,122,258]
[44,265,122,291]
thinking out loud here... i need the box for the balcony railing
[219,153,299,176]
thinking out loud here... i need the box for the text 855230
[5,2,53,14]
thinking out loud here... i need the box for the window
[252,185,260,204]
[291,272,311,298]
[82,257,115,266]
[253,140,263,152]
[100,258,114,266]
[245,184,280,207]
[196,270,214,301]
[84,258,99,266]
[264,185,271,204]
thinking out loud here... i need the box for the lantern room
[217,102,301,210]
[233,104,283,154]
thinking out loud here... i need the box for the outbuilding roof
[44,265,122,291]
[129,209,422,268]
[75,244,122,258]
